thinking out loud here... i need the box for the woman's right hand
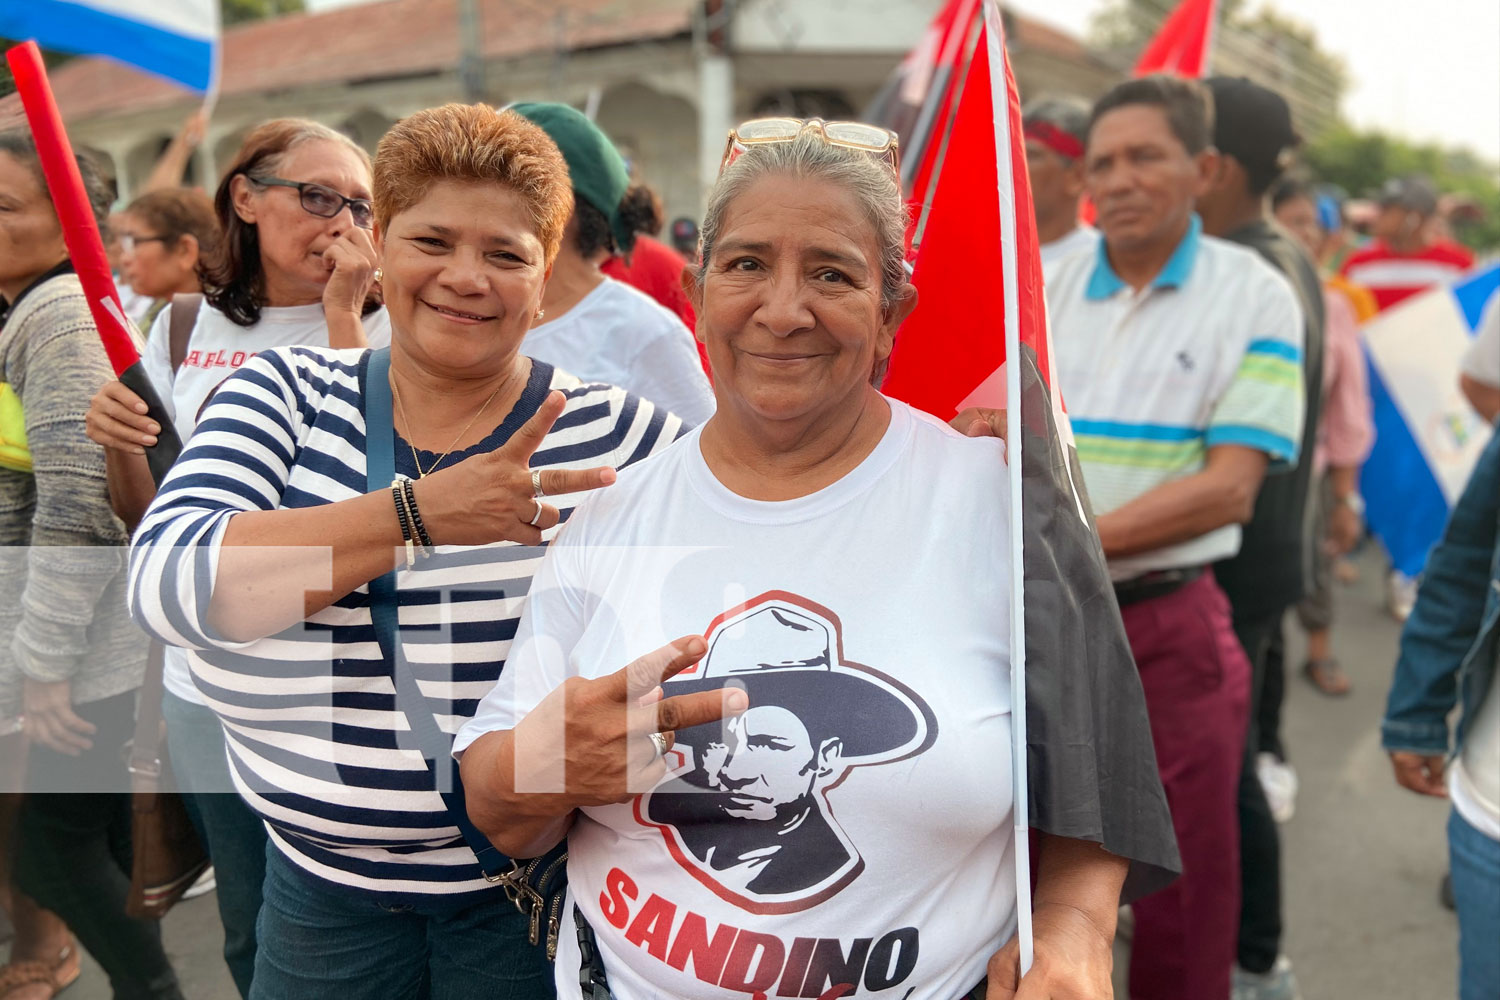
[410,390,617,546]
[511,637,748,809]
[86,380,160,456]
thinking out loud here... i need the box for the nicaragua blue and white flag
[0,0,220,93]
[1362,262,1500,577]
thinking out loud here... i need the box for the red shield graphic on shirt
[634,591,937,915]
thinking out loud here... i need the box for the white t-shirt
[1460,295,1500,393]
[141,300,391,703]
[1040,223,1097,280]
[456,400,1016,1000]
[520,277,715,427]
[1451,644,1500,841]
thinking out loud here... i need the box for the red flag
[902,0,981,215]
[884,5,1066,454]
[1133,0,1220,77]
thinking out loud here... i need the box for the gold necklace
[390,369,513,478]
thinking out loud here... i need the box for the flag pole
[980,0,1034,975]
[5,41,183,482]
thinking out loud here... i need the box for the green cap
[511,101,635,254]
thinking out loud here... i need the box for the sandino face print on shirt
[636,592,938,915]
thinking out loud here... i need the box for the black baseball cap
[1206,76,1299,175]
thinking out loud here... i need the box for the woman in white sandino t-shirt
[457,125,1176,999]
[84,118,389,999]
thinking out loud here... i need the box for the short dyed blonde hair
[373,103,574,264]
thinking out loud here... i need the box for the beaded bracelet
[390,479,416,567]
[399,477,435,555]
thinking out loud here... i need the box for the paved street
[24,551,1461,999]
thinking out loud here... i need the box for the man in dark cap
[1342,175,1474,313]
[1023,96,1097,271]
[1197,74,1325,1000]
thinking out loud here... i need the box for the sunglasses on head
[719,117,901,178]
[249,175,374,230]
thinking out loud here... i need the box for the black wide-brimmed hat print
[663,595,934,763]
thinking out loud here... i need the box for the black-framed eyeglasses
[249,175,374,229]
[118,234,170,253]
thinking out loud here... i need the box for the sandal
[49,942,79,993]
[0,938,80,1000]
[1304,658,1351,696]
[0,961,58,1000]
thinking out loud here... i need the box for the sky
[1004,0,1500,160]
[302,0,1500,161]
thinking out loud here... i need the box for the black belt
[1113,566,1204,607]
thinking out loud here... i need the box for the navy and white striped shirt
[128,346,683,898]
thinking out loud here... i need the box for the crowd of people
[0,60,1494,1000]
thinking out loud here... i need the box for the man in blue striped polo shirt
[1046,76,1305,1000]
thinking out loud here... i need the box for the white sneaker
[1256,752,1299,824]
[182,865,217,900]
[1232,955,1302,1000]
[1386,570,1418,622]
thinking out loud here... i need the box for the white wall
[730,0,945,54]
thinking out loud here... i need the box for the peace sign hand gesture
[409,390,617,547]
[512,637,749,810]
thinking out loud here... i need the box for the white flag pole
[981,0,1034,976]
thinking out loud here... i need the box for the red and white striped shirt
[1340,240,1474,312]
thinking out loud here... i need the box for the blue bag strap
[362,347,509,881]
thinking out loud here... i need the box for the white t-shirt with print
[456,399,1016,1000]
[520,277,715,427]
[141,301,392,704]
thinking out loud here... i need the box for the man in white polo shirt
[1046,76,1305,1000]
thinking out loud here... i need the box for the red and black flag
[879,0,1181,955]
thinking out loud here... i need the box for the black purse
[361,346,570,958]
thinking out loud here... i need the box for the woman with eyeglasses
[115,187,221,330]
[125,103,688,999]
[511,103,715,426]
[455,120,1177,999]
[85,118,390,999]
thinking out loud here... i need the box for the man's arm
[1459,298,1500,423]
[1460,373,1500,424]
[1095,445,1267,558]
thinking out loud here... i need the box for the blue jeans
[250,842,553,1000]
[1449,809,1500,1000]
[162,691,267,998]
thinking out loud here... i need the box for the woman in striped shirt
[128,104,682,999]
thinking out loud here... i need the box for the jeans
[1449,809,1500,1000]
[250,841,553,1000]
[1233,612,1286,975]
[161,691,266,998]
[1121,572,1251,1000]
[15,691,184,1000]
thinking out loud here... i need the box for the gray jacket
[0,272,144,728]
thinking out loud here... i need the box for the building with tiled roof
[8,0,1119,222]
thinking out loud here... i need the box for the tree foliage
[1304,125,1500,252]
[222,0,305,27]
